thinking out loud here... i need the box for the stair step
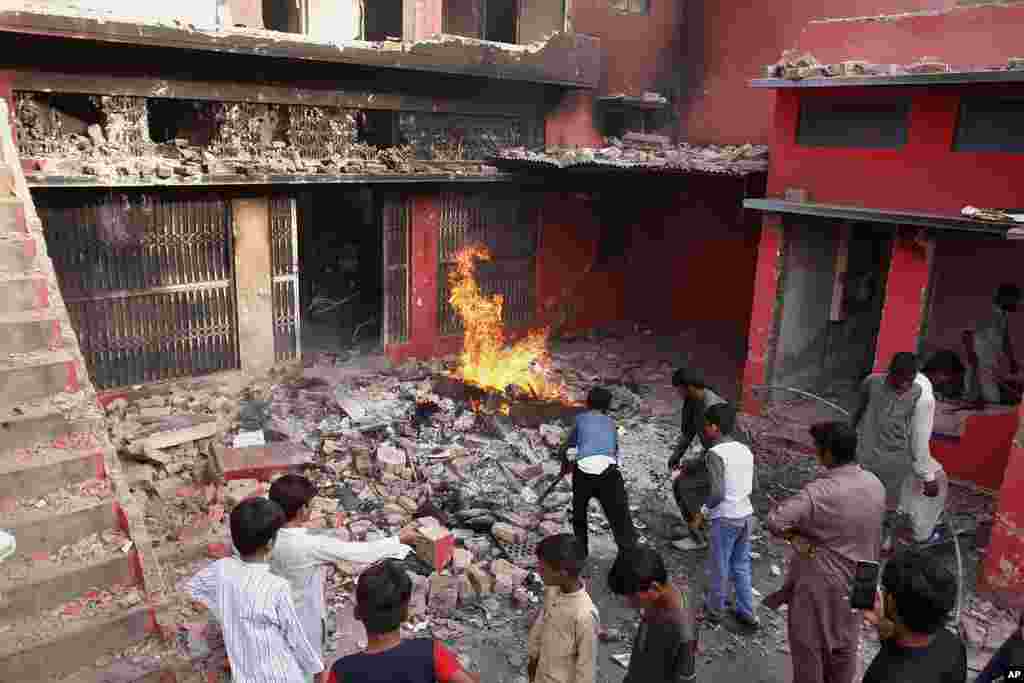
[0,446,105,499]
[0,275,48,313]
[6,498,118,557]
[0,350,78,408]
[0,603,155,681]
[0,236,36,272]
[0,409,99,457]
[0,547,137,623]
[0,316,61,354]
[0,196,27,234]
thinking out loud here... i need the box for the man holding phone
[763,421,885,683]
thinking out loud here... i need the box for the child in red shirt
[328,560,479,683]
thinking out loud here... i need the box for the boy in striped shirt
[186,497,324,683]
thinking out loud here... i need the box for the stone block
[377,444,406,475]
[217,442,314,481]
[492,522,528,545]
[351,446,373,475]
[429,572,460,614]
[413,526,454,571]
[452,547,472,572]
[408,571,429,618]
[457,573,478,605]
[493,559,529,595]
[466,563,493,595]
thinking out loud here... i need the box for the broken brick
[492,559,529,595]
[207,543,231,559]
[413,525,455,571]
[452,547,472,572]
[217,442,313,482]
[492,522,528,545]
[428,572,460,614]
[466,563,494,595]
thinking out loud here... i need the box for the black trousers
[572,464,635,557]
[673,471,710,523]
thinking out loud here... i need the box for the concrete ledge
[0,352,78,407]
[0,410,97,456]
[0,317,61,354]
[0,236,36,273]
[8,500,117,556]
[0,551,137,621]
[0,276,48,314]
[0,605,157,681]
[0,447,104,499]
[0,197,27,233]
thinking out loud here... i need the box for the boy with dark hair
[557,387,635,558]
[528,534,599,683]
[327,559,478,683]
[863,550,966,683]
[268,473,416,675]
[669,367,726,551]
[186,497,324,682]
[698,402,759,630]
[608,546,696,682]
[921,350,966,401]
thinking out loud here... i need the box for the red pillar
[740,215,784,415]
[873,229,933,372]
[981,402,1024,609]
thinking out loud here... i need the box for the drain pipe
[750,385,851,418]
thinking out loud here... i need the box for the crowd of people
[171,284,1024,682]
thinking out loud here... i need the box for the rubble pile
[83,329,1003,679]
[497,137,769,176]
[764,49,1024,81]
[15,94,501,184]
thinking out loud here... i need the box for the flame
[448,245,566,401]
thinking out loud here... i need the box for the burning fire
[448,245,566,402]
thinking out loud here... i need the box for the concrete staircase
[0,99,168,681]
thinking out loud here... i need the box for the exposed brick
[466,563,494,595]
[412,525,454,571]
[217,443,314,482]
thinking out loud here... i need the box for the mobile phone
[850,560,881,610]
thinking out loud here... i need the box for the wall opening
[297,188,386,354]
[147,99,218,146]
[484,0,518,43]
[358,111,398,148]
[772,218,891,397]
[365,0,403,41]
[263,0,304,33]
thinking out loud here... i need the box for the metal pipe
[750,384,851,417]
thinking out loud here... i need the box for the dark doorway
[484,0,518,43]
[365,0,404,41]
[297,188,385,353]
[263,0,303,33]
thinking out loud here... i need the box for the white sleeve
[911,390,940,481]
[310,534,411,565]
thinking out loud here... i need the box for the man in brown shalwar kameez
[763,422,886,683]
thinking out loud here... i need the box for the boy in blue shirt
[558,387,636,559]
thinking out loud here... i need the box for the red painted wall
[536,193,625,332]
[981,402,1024,609]
[683,0,1024,146]
[766,84,1024,213]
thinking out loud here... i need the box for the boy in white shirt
[696,403,759,630]
[268,474,416,679]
